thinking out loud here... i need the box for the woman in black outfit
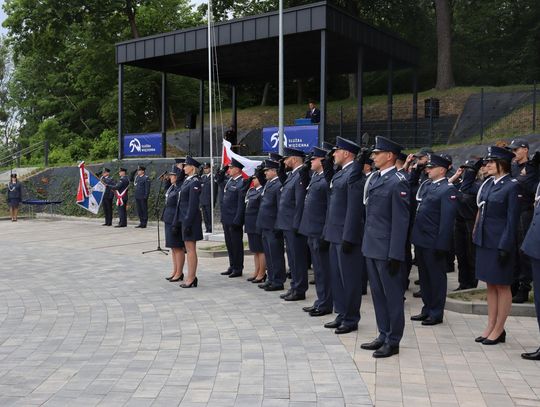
[244,173,266,283]
[7,173,23,222]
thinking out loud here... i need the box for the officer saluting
[100,168,115,226]
[134,165,151,228]
[361,136,409,358]
[411,154,459,326]
[323,137,365,335]
[110,167,130,228]
[220,158,248,278]
[299,146,333,316]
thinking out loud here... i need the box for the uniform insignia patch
[400,191,407,197]
[450,195,456,200]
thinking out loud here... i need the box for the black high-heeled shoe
[180,277,198,288]
[252,275,267,284]
[246,276,256,282]
[474,336,486,343]
[482,330,506,345]
[170,274,184,282]
[165,276,174,281]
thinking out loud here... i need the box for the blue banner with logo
[262,125,319,153]
[123,133,163,157]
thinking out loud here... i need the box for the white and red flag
[221,139,262,179]
[76,161,105,214]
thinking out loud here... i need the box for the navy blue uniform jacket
[220,176,246,226]
[244,186,263,234]
[176,176,202,229]
[134,175,151,199]
[275,168,308,231]
[256,177,282,231]
[162,184,181,225]
[299,172,329,238]
[200,174,212,206]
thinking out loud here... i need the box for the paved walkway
[0,219,538,407]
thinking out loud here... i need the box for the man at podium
[305,100,320,124]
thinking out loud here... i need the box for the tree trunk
[125,0,140,39]
[168,105,177,129]
[435,0,455,90]
[261,82,270,106]
[348,74,356,100]
[296,79,305,105]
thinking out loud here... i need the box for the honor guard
[200,163,213,233]
[299,147,333,316]
[411,154,459,326]
[323,137,366,335]
[275,147,310,301]
[361,136,409,358]
[508,139,539,303]
[256,159,286,292]
[134,165,151,228]
[220,158,248,278]
[520,182,540,360]
[100,168,115,226]
[111,167,129,227]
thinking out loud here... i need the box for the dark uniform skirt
[475,246,515,285]
[182,222,203,242]
[247,232,264,253]
[8,199,21,209]
[165,223,185,248]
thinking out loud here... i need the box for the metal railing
[0,140,49,170]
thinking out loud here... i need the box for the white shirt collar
[493,174,509,184]
[255,185,262,190]
[233,174,243,181]
[186,174,195,180]
[268,176,278,183]
[431,177,446,184]
[379,166,395,176]
[342,161,354,170]
[291,164,303,174]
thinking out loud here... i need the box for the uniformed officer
[111,167,129,228]
[256,159,286,291]
[7,173,23,222]
[299,147,333,316]
[508,138,539,303]
[411,154,459,325]
[220,158,248,278]
[462,146,520,345]
[100,168,115,226]
[162,169,185,283]
[275,147,310,301]
[134,165,151,228]
[200,163,213,233]
[361,136,409,358]
[520,181,540,360]
[244,168,267,283]
[176,156,204,288]
[323,137,365,334]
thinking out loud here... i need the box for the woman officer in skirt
[163,168,186,282]
[244,169,267,283]
[7,173,23,222]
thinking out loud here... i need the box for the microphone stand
[142,174,169,255]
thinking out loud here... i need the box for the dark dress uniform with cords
[323,137,366,334]
[244,185,264,253]
[111,169,129,227]
[162,177,185,249]
[7,179,22,208]
[520,182,540,360]
[100,169,115,226]
[256,160,286,291]
[134,166,151,228]
[275,147,310,301]
[361,136,410,358]
[299,146,333,316]
[178,173,203,242]
[411,154,459,325]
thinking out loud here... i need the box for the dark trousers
[531,258,540,330]
[455,218,478,288]
[136,198,148,226]
[365,257,405,346]
[223,223,244,273]
[262,229,286,286]
[308,237,332,312]
[201,205,212,232]
[329,243,363,328]
[283,230,308,294]
[103,197,113,225]
[514,209,533,291]
[117,204,127,226]
[416,247,447,320]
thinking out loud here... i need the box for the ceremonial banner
[222,139,262,179]
[123,132,163,157]
[262,125,319,153]
[76,162,105,214]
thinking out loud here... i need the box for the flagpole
[278,0,284,155]
[208,0,215,236]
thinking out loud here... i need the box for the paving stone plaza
[0,219,538,406]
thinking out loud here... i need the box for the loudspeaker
[185,113,197,129]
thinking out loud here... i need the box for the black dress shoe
[165,276,174,281]
[482,330,506,345]
[413,290,422,298]
[264,284,284,292]
[246,276,256,282]
[361,339,384,350]
[102,223,109,226]
[422,317,443,326]
[135,225,143,228]
[252,275,267,284]
[335,324,357,335]
[410,313,429,321]
[474,336,486,343]
[284,292,306,301]
[309,309,332,317]
[114,225,126,228]
[170,274,184,282]
[229,271,243,278]
[303,305,316,312]
[140,225,147,229]
[521,347,540,360]
[373,343,399,358]
[258,281,272,289]
[180,277,198,288]
[221,270,233,276]
[324,319,342,329]
[280,289,292,299]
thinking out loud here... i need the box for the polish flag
[222,139,262,179]
[76,161,90,203]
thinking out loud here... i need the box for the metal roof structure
[115,1,419,83]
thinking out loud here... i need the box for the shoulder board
[511,178,518,182]
[395,171,406,181]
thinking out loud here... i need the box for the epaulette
[395,171,406,182]
[511,178,518,182]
